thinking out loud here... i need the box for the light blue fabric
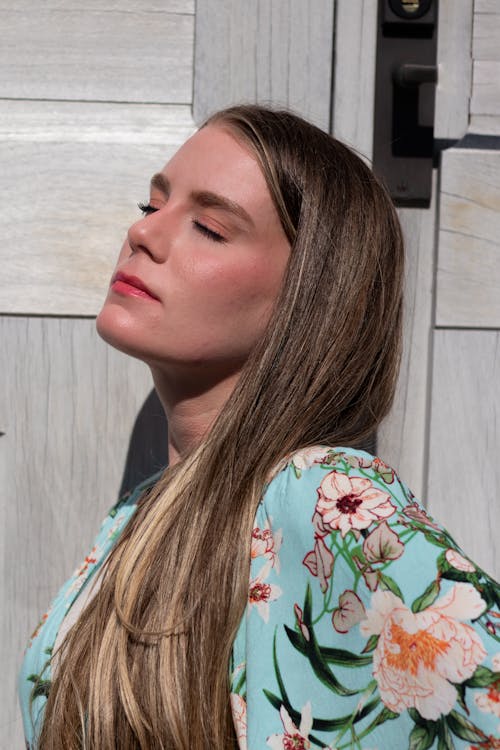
[20,448,500,749]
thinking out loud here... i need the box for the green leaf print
[264,691,381,734]
[446,710,489,743]
[272,630,291,707]
[379,572,404,600]
[361,634,379,653]
[464,664,500,688]
[284,625,372,667]
[292,585,360,696]
[408,722,437,750]
[437,717,455,750]
[411,579,441,613]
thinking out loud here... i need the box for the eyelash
[137,203,227,244]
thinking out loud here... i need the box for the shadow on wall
[117,389,377,499]
[119,389,169,496]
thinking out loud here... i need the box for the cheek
[182,253,285,316]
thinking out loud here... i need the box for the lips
[111,271,160,301]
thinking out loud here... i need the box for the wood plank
[0,101,195,316]
[193,0,334,130]
[434,0,473,140]
[436,148,500,328]
[427,329,500,581]
[469,115,500,135]
[332,0,473,153]
[471,61,500,116]
[0,316,160,749]
[473,6,500,60]
[0,1,194,9]
[0,7,193,103]
[377,174,437,500]
[331,0,377,160]
[474,0,499,13]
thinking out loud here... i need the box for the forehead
[158,124,270,209]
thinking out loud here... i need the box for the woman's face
[96,124,290,377]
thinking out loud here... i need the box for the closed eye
[138,202,158,216]
[138,203,226,243]
[192,220,226,244]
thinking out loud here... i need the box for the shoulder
[241,445,500,747]
[260,444,412,523]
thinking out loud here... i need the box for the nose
[127,209,169,263]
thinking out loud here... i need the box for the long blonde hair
[39,105,404,749]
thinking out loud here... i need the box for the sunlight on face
[96,125,291,378]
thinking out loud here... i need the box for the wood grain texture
[193,0,334,129]
[0,1,194,9]
[0,100,195,316]
[0,6,194,103]
[474,0,500,11]
[377,174,437,501]
[473,5,500,60]
[469,115,500,135]
[331,0,377,160]
[427,329,500,581]
[0,317,158,749]
[434,0,473,140]
[471,61,500,116]
[436,148,500,328]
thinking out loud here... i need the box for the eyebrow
[150,173,255,228]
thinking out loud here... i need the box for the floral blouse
[20,447,500,749]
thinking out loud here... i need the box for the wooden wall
[1,2,195,745]
[1,2,338,746]
[2,2,499,747]
[427,0,500,580]
[335,0,500,582]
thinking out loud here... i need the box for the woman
[20,105,500,749]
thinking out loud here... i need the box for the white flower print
[230,693,248,750]
[248,559,282,623]
[360,583,487,720]
[267,702,313,749]
[251,519,282,573]
[316,471,395,538]
[445,548,475,573]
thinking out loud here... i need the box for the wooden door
[333,0,500,582]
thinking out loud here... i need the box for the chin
[95,303,151,362]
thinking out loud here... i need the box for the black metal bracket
[372,0,439,207]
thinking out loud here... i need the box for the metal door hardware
[372,0,439,207]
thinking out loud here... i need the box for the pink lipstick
[111,272,159,301]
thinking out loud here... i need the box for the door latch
[372,0,439,207]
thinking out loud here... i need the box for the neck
[151,365,241,466]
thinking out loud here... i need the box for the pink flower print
[248,561,282,623]
[362,521,404,564]
[475,678,500,727]
[73,547,97,578]
[27,609,51,647]
[372,457,395,484]
[251,520,282,573]
[66,545,99,597]
[267,702,313,749]
[230,693,248,750]
[475,654,500,733]
[332,590,366,633]
[402,502,440,529]
[303,536,334,593]
[445,549,475,572]
[290,446,333,473]
[316,471,395,538]
[353,553,380,591]
[360,583,487,720]
[294,604,310,642]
